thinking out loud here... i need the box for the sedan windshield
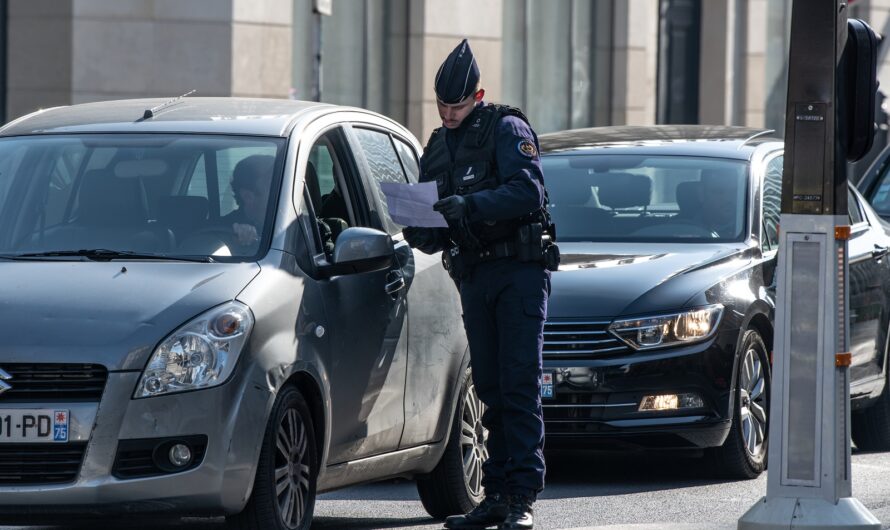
[542,154,749,243]
[0,134,285,261]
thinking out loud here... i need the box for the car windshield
[0,134,285,261]
[542,154,749,243]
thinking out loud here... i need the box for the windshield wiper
[13,249,215,263]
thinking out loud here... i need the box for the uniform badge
[517,139,538,158]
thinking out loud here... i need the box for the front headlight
[134,302,255,398]
[608,304,723,350]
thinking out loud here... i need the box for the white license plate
[0,409,69,443]
[542,372,554,399]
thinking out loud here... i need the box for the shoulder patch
[517,138,538,158]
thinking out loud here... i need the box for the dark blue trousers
[459,258,550,498]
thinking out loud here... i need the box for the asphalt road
[4,449,890,529]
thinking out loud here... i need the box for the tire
[416,367,487,519]
[709,329,770,479]
[851,375,890,451]
[227,386,318,530]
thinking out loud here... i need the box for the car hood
[0,261,260,370]
[548,241,750,319]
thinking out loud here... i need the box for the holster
[516,223,561,271]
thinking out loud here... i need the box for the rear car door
[299,125,409,464]
[848,187,890,384]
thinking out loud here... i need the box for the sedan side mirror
[331,227,395,273]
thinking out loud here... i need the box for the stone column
[611,0,658,125]
[231,0,292,99]
[699,0,748,125]
[744,0,767,127]
[7,0,73,120]
[406,0,503,141]
[6,0,294,120]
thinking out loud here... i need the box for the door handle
[385,270,406,296]
[872,245,889,260]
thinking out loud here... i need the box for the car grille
[542,320,631,359]
[0,364,108,402]
[0,443,87,485]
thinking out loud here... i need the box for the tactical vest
[421,103,550,248]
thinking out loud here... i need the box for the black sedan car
[539,125,890,479]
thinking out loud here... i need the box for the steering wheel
[177,226,242,256]
[628,223,718,238]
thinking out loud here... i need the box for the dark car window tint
[542,154,748,243]
[762,155,782,251]
[352,127,409,235]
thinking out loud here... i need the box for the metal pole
[312,11,323,102]
[739,2,879,528]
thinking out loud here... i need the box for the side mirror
[843,19,880,162]
[331,227,395,273]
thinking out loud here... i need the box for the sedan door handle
[385,270,406,296]
[872,245,889,260]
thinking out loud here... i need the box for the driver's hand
[233,223,259,246]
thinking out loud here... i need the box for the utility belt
[442,222,561,280]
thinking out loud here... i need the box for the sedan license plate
[0,409,69,443]
[542,372,554,399]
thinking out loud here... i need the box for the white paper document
[379,181,448,228]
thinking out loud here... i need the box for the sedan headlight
[608,304,723,350]
[135,302,255,398]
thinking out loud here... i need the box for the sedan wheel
[417,366,486,518]
[460,380,489,499]
[738,345,768,460]
[709,329,770,479]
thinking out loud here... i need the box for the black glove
[403,226,427,247]
[433,195,468,221]
[404,227,443,254]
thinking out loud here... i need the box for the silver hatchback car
[0,98,484,529]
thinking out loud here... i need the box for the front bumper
[0,364,272,517]
[542,335,735,450]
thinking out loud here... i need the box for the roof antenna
[140,89,197,121]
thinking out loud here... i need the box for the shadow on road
[311,516,436,528]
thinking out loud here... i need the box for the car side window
[300,130,356,258]
[762,155,782,252]
[351,127,410,235]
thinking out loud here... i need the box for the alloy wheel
[459,381,488,498]
[738,346,768,459]
[275,408,311,529]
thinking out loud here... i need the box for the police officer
[403,39,557,530]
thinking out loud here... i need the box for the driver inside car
[222,154,274,250]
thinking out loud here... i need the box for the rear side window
[352,127,409,235]
[762,155,782,251]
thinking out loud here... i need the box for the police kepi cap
[435,39,480,104]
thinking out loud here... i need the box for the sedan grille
[0,443,87,485]
[543,320,631,359]
[0,364,108,402]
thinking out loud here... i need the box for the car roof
[539,125,781,160]
[0,97,341,138]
